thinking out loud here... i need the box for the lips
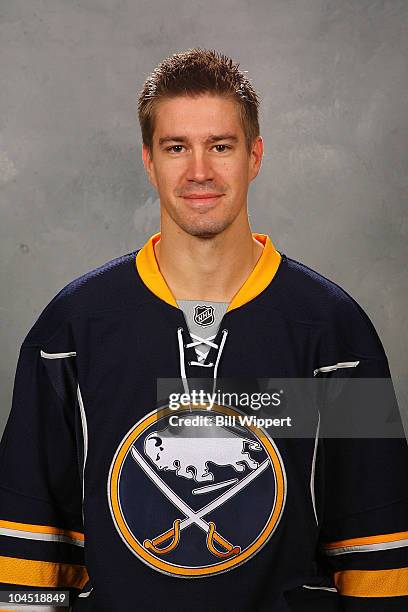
[181,193,224,209]
[182,193,223,199]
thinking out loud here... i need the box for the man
[0,48,407,611]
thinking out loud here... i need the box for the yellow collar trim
[135,232,281,312]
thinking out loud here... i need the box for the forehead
[152,94,244,142]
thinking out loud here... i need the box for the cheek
[155,170,178,192]
[222,165,249,192]
[216,157,249,181]
[158,161,187,188]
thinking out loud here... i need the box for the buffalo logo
[108,405,286,578]
[193,304,215,327]
[144,430,260,482]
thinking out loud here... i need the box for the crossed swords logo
[131,446,270,559]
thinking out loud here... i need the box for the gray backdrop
[1,0,407,435]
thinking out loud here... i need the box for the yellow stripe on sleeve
[0,520,84,542]
[323,530,408,550]
[0,556,88,589]
[334,568,408,597]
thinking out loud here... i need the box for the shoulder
[23,250,144,346]
[277,254,361,320]
[272,254,386,360]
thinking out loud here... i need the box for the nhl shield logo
[193,304,215,327]
[108,404,287,578]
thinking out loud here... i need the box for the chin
[177,218,233,239]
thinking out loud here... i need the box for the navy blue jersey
[0,233,407,611]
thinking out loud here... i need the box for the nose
[185,149,214,183]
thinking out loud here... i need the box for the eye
[166,145,184,153]
[213,144,231,153]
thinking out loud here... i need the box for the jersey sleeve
[0,318,89,608]
[315,303,408,609]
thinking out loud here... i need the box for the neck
[154,217,264,302]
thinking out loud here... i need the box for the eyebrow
[158,133,239,146]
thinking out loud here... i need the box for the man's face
[142,94,263,238]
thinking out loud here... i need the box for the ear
[142,143,158,189]
[248,136,264,182]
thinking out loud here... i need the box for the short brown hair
[137,48,260,156]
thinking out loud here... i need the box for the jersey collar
[135,232,281,313]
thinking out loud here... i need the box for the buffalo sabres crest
[108,404,286,578]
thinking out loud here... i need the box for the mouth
[181,194,224,208]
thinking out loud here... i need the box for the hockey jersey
[0,232,407,611]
